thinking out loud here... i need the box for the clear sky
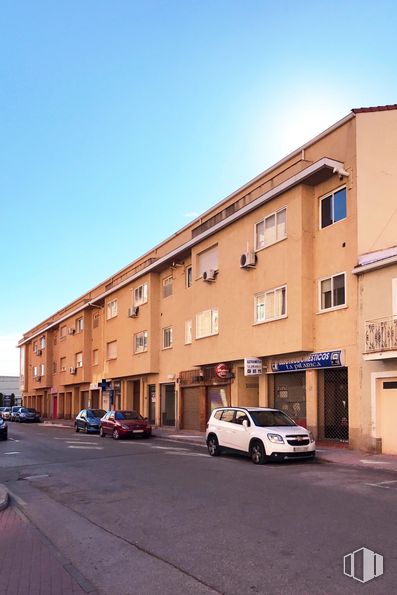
[1,0,397,375]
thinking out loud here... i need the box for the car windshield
[249,410,296,427]
[115,411,142,421]
[88,410,106,418]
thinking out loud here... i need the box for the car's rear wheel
[99,427,106,438]
[250,440,266,465]
[112,429,120,440]
[207,435,221,456]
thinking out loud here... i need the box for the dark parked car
[74,409,106,433]
[10,406,22,422]
[1,407,11,420]
[17,408,41,423]
[100,410,152,440]
[0,417,7,440]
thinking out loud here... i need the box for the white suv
[206,407,315,464]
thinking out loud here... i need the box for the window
[255,208,287,250]
[60,325,67,339]
[33,366,38,378]
[255,286,287,323]
[40,336,46,349]
[107,299,118,319]
[93,314,99,329]
[134,331,148,353]
[40,363,45,376]
[196,308,219,339]
[162,327,173,349]
[197,245,218,277]
[107,340,118,360]
[319,273,346,311]
[185,320,192,344]
[33,341,38,353]
[60,357,66,372]
[162,276,173,298]
[186,266,193,288]
[76,318,84,333]
[134,283,148,306]
[76,352,83,368]
[92,349,99,366]
[220,409,235,422]
[320,187,346,228]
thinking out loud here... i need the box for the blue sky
[1,0,397,374]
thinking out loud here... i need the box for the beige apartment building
[19,104,397,453]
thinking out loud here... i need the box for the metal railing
[365,316,397,353]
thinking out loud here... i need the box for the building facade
[19,105,397,453]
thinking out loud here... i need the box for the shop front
[179,365,232,432]
[270,350,348,442]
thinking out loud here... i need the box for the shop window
[320,187,346,228]
[76,352,83,368]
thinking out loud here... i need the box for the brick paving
[0,506,88,595]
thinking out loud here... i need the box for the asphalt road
[1,423,396,594]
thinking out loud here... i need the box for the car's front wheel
[75,424,80,433]
[99,427,106,438]
[250,440,266,465]
[207,435,221,456]
[112,429,120,440]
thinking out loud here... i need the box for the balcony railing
[365,316,397,353]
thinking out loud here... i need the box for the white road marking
[365,479,397,489]
[23,474,49,481]
[67,447,104,451]
[65,440,100,444]
[360,460,390,465]
[7,490,26,506]
[4,451,20,455]
[8,438,20,442]
[151,446,189,451]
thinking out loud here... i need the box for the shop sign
[271,350,343,373]
[215,363,230,379]
[244,358,263,376]
[90,382,99,390]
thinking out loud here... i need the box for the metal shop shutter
[182,387,201,431]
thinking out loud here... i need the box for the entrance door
[161,383,175,426]
[378,379,397,454]
[148,384,156,425]
[274,372,306,427]
[133,381,140,413]
[323,368,349,441]
[182,387,201,430]
[53,395,58,419]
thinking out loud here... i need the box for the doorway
[161,383,175,426]
[319,368,349,441]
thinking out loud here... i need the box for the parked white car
[206,407,315,464]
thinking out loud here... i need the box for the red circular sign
[215,363,229,379]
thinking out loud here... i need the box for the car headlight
[121,424,130,430]
[267,433,284,444]
[309,432,315,443]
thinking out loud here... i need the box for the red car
[100,410,152,440]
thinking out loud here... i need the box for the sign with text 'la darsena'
[244,358,263,376]
[271,350,343,373]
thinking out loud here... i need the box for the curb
[0,484,9,511]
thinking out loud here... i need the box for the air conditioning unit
[203,269,216,282]
[70,367,77,375]
[77,361,83,368]
[68,328,76,335]
[36,349,42,356]
[240,251,257,269]
[128,306,139,318]
[35,375,41,382]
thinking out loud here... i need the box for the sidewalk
[39,418,397,474]
[0,505,96,595]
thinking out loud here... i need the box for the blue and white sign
[244,358,263,376]
[271,350,343,373]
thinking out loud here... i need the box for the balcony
[365,316,397,357]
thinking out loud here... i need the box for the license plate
[293,446,309,452]
[133,430,144,433]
